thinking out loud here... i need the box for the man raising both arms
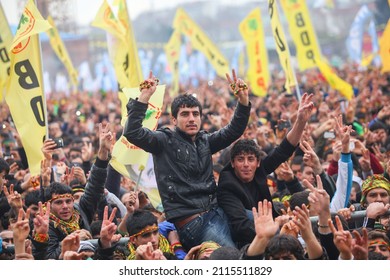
[123,70,250,250]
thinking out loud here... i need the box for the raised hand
[296,93,314,124]
[12,208,31,254]
[33,201,50,235]
[3,184,23,209]
[329,215,353,260]
[300,140,323,175]
[98,123,113,160]
[100,206,118,249]
[351,228,368,260]
[226,69,249,106]
[138,70,159,103]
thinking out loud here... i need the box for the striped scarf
[49,209,81,235]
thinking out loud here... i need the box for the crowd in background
[0,63,390,260]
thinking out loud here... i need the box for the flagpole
[35,0,49,139]
[135,167,144,192]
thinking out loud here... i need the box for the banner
[268,0,296,92]
[316,59,353,100]
[91,0,129,88]
[46,16,78,89]
[115,0,143,87]
[345,5,373,64]
[173,8,229,78]
[5,0,52,176]
[280,0,322,71]
[164,29,181,97]
[111,84,165,207]
[0,3,13,97]
[239,8,269,97]
[379,20,390,73]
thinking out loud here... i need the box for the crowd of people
[0,63,389,260]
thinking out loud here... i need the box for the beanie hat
[360,174,390,207]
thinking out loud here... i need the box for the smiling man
[32,123,113,260]
[123,70,250,250]
[217,93,315,248]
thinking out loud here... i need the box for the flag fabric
[345,5,372,64]
[164,29,181,97]
[91,0,129,88]
[115,0,143,87]
[268,0,296,92]
[316,59,353,100]
[173,8,229,78]
[0,3,13,97]
[46,16,78,89]
[280,0,322,71]
[239,8,270,97]
[379,20,390,73]
[367,19,381,67]
[5,0,52,176]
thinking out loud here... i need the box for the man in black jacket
[123,70,250,250]
[217,93,314,248]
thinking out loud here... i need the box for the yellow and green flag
[379,20,390,73]
[316,59,353,100]
[173,8,229,78]
[0,3,13,98]
[47,16,78,89]
[280,0,322,71]
[239,8,270,97]
[164,29,181,97]
[268,0,296,92]
[5,0,52,175]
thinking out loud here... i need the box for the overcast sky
[1,0,258,26]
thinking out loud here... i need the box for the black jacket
[217,138,296,247]
[32,159,108,260]
[123,99,251,222]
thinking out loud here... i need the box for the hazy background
[1,0,389,93]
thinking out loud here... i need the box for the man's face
[50,195,74,221]
[366,188,390,205]
[73,191,84,204]
[49,123,62,138]
[291,164,302,181]
[0,230,13,245]
[368,238,390,259]
[231,153,260,183]
[172,106,201,140]
[301,166,315,185]
[131,225,159,250]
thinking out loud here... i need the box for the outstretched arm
[286,93,314,146]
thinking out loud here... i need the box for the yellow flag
[91,0,130,88]
[91,0,126,39]
[361,53,375,67]
[111,85,165,173]
[379,20,390,73]
[316,59,353,100]
[164,29,181,97]
[5,0,51,176]
[268,0,296,92]
[0,3,13,96]
[280,0,322,71]
[173,8,229,78]
[115,0,143,87]
[239,8,270,97]
[46,16,78,89]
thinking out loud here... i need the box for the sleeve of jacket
[319,171,336,200]
[285,177,304,195]
[208,102,251,154]
[261,138,297,174]
[78,161,108,225]
[122,98,165,154]
[44,227,63,260]
[330,153,353,212]
[217,184,255,245]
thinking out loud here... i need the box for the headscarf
[360,174,390,207]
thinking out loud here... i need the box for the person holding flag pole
[123,69,250,250]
